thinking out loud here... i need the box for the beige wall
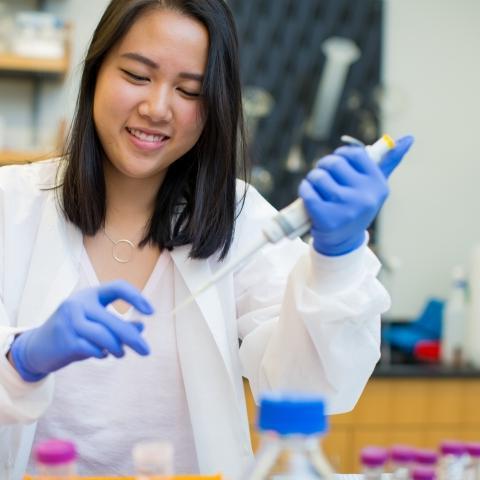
[378,0,480,319]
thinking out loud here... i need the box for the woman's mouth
[126,127,170,150]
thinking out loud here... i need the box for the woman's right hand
[9,281,154,382]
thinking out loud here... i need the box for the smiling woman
[93,9,208,181]
[63,0,244,261]
[0,0,413,478]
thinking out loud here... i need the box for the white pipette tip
[172,235,269,316]
[172,280,212,315]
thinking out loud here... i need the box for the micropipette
[173,134,396,313]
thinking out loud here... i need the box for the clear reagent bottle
[132,440,174,479]
[243,392,334,480]
[441,266,468,367]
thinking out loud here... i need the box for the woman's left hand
[298,135,414,256]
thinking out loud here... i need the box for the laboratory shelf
[0,150,51,165]
[0,53,69,75]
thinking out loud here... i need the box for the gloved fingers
[333,145,382,178]
[378,135,414,178]
[130,321,145,333]
[74,337,108,360]
[305,168,349,203]
[96,280,154,315]
[73,314,125,358]
[299,179,340,223]
[88,306,150,356]
[315,154,363,187]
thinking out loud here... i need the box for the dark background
[230,0,383,223]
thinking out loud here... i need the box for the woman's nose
[138,87,173,123]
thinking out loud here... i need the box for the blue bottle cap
[258,392,327,435]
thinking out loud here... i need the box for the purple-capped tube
[414,448,438,467]
[465,443,480,480]
[390,444,415,480]
[34,438,77,477]
[412,465,436,480]
[360,446,388,480]
[439,440,467,480]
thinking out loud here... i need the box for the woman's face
[93,8,209,183]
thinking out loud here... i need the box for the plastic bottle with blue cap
[242,392,334,479]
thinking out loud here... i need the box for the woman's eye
[121,69,149,82]
[179,88,201,98]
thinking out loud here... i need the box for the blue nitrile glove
[10,280,154,382]
[298,135,414,256]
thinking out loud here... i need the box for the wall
[378,0,480,319]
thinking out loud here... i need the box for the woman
[0,0,413,478]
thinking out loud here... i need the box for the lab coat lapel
[170,246,252,478]
[16,194,82,328]
[170,245,234,377]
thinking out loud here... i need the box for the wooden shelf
[0,53,69,75]
[0,150,53,165]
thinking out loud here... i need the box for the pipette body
[263,134,395,244]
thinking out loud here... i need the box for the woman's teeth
[127,127,167,143]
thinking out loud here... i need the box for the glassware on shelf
[242,86,274,143]
[12,11,65,60]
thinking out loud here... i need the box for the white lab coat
[0,159,389,479]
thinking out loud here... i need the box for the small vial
[465,443,480,480]
[360,446,388,480]
[390,444,415,480]
[412,465,437,480]
[132,440,174,479]
[414,448,438,468]
[34,439,77,479]
[439,440,466,480]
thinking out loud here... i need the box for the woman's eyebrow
[179,72,204,82]
[121,52,158,69]
[120,52,204,81]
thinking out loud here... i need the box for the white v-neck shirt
[27,248,199,476]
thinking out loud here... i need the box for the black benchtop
[372,363,480,378]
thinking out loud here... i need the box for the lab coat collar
[16,193,83,328]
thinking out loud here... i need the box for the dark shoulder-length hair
[60,0,247,260]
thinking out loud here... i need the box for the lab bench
[244,364,480,473]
